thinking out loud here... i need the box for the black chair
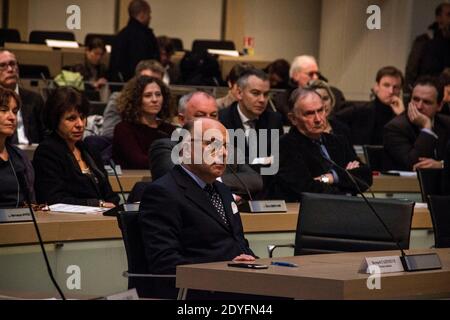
[268,193,414,257]
[0,29,21,46]
[117,210,178,299]
[427,195,450,248]
[363,145,384,172]
[191,39,236,54]
[18,64,51,79]
[29,30,76,44]
[127,181,149,204]
[84,33,115,46]
[171,38,184,51]
[417,168,444,203]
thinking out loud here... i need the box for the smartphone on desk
[228,263,269,269]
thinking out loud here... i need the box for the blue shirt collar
[180,165,207,189]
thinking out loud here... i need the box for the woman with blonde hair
[113,75,176,169]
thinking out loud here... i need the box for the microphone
[227,165,286,213]
[16,173,66,300]
[321,155,441,272]
[108,159,139,214]
[109,159,126,203]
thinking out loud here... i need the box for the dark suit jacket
[33,133,119,206]
[11,88,45,144]
[443,140,450,195]
[335,98,396,146]
[109,18,160,81]
[219,102,283,164]
[383,113,450,171]
[148,138,263,197]
[139,165,254,276]
[267,127,373,202]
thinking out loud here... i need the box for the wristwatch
[320,175,330,184]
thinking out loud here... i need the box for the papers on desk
[415,202,428,209]
[251,156,274,166]
[49,204,109,214]
[385,170,417,177]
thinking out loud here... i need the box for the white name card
[105,289,139,300]
[359,255,404,274]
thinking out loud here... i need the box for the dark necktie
[204,184,229,226]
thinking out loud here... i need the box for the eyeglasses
[0,60,18,71]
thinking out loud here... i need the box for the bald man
[140,118,255,298]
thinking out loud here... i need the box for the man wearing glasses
[140,118,255,298]
[0,50,45,144]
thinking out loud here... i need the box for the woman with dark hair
[0,87,35,207]
[33,87,119,207]
[112,75,176,169]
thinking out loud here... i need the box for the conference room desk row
[109,170,421,194]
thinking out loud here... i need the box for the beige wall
[27,0,116,44]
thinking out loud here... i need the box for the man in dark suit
[268,88,372,202]
[140,118,255,297]
[149,91,263,197]
[219,69,283,175]
[335,66,405,145]
[0,50,45,144]
[109,0,160,81]
[384,76,450,171]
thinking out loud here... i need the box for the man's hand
[314,173,334,184]
[390,96,405,115]
[346,161,360,170]
[94,77,108,89]
[413,157,444,170]
[408,102,432,129]
[232,254,256,262]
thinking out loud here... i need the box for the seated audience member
[149,91,263,197]
[443,140,450,194]
[0,88,35,207]
[264,59,290,89]
[72,37,108,90]
[216,62,255,109]
[439,68,450,115]
[384,76,450,171]
[335,66,405,146]
[102,60,164,139]
[219,69,283,168]
[268,88,372,201]
[0,50,45,144]
[306,79,351,141]
[274,55,345,124]
[157,36,181,85]
[113,76,176,169]
[140,118,255,297]
[33,87,119,207]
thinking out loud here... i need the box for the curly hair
[117,76,171,124]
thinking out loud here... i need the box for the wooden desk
[240,203,432,231]
[108,170,152,193]
[0,205,431,247]
[176,248,450,299]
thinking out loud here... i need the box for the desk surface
[0,204,431,246]
[176,248,450,299]
[110,171,420,194]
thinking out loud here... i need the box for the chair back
[117,210,176,298]
[294,193,414,255]
[427,195,450,248]
[29,30,75,44]
[0,29,21,46]
[417,168,444,202]
[18,64,51,79]
[171,38,184,51]
[362,145,384,171]
[191,39,236,54]
[84,33,115,46]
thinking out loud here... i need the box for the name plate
[105,288,139,300]
[359,255,404,274]
[0,208,32,223]
[239,200,287,213]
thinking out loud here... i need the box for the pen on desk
[271,261,298,268]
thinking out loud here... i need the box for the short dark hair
[375,66,404,86]
[436,2,450,16]
[134,59,164,77]
[0,87,21,110]
[118,75,170,123]
[86,37,106,52]
[227,62,255,85]
[42,87,90,131]
[439,68,450,86]
[413,76,444,104]
[288,87,322,112]
[157,36,175,56]
[236,68,269,89]
[128,0,150,18]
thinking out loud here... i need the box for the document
[49,204,109,214]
